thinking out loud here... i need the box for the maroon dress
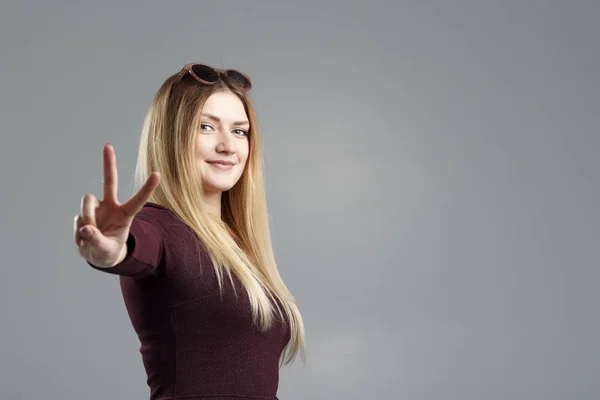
[88,203,291,400]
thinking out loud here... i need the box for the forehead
[201,91,248,121]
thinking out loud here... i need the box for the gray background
[1,1,598,399]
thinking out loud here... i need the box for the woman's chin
[203,181,236,194]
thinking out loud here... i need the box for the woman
[73,63,305,400]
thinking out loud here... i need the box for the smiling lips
[206,160,236,170]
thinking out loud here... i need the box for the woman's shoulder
[134,202,210,273]
[135,202,183,230]
[136,202,194,237]
[138,201,174,218]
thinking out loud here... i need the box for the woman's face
[195,90,250,197]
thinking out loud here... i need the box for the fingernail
[80,226,92,238]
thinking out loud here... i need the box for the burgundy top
[88,203,291,400]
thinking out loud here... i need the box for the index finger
[121,172,160,217]
[103,143,118,203]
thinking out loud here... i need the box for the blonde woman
[73,63,305,400]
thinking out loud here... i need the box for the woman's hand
[74,144,160,268]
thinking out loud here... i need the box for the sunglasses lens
[191,64,219,83]
[226,70,251,89]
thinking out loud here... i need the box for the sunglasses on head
[173,63,252,91]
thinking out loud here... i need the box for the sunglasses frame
[172,63,252,91]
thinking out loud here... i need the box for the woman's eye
[233,128,248,136]
[200,123,214,131]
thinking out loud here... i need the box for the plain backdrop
[1,1,599,399]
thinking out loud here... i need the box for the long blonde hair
[133,70,305,365]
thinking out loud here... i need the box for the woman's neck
[203,191,222,219]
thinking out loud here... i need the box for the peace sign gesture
[74,144,160,268]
